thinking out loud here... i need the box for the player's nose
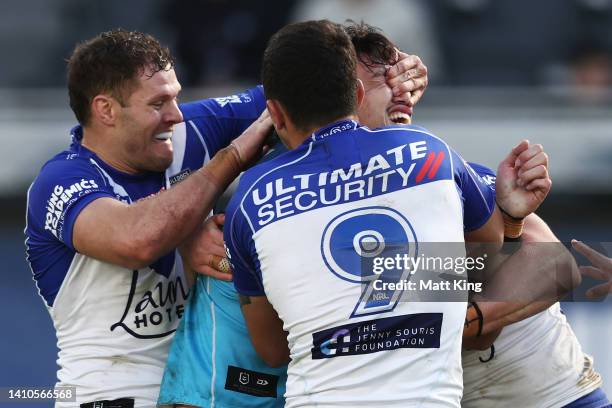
[164,100,183,124]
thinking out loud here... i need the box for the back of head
[67,29,174,126]
[262,20,358,131]
[344,21,398,70]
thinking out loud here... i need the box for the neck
[81,127,140,174]
[284,114,358,149]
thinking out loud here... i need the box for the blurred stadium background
[1,0,611,405]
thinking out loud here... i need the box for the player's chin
[147,150,173,172]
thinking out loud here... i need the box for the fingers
[386,53,428,96]
[524,177,552,192]
[202,225,225,247]
[196,265,233,281]
[586,281,612,299]
[516,165,548,187]
[515,144,544,168]
[209,213,225,229]
[232,109,273,166]
[572,239,612,270]
[579,266,609,281]
[500,140,529,168]
[409,88,425,107]
[517,151,548,175]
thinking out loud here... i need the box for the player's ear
[356,79,365,108]
[266,99,287,132]
[91,94,118,127]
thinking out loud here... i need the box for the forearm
[123,145,242,261]
[464,214,580,339]
[75,145,244,269]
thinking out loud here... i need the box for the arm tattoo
[239,294,252,306]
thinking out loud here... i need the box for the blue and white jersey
[24,86,265,407]
[225,120,496,408]
[462,164,603,408]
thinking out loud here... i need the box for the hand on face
[385,51,429,110]
[495,140,552,219]
[356,51,428,129]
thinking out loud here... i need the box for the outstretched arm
[73,111,272,269]
[464,214,580,350]
[572,239,612,298]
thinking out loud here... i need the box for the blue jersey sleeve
[180,86,266,160]
[224,181,266,297]
[451,151,497,231]
[468,162,496,193]
[26,155,118,306]
[27,156,117,249]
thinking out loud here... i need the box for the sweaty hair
[262,20,358,131]
[343,21,398,72]
[67,29,174,126]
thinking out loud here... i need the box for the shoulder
[179,86,265,121]
[468,162,496,178]
[360,124,449,148]
[30,148,106,193]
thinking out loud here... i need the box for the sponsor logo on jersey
[44,179,99,238]
[311,313,442,359]
[169,168,191,186]
[110,266,189,339]
[482,174,495,186]
[248,141,450,228]
[214,91,254,108]
[225,365,279,398]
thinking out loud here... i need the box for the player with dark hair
[345,21,608,408]
[159,19,556,408]
[225,19,510,407]
[25,28,275,407]
[157,27,431,408]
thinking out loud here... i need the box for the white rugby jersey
[226,121,497,408]
[462,164,602,408]
[24,87,266,407]
[462,304,602,408]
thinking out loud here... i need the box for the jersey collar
[310,119,359,143]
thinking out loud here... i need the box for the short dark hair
[67,29,174,126]
[262,20,358,131]
[343,21,398,72]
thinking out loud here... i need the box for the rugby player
[225,19,509,407]
[25,29,275,408]
[160,21,557,408]
[158,37,431,408]
[346,22,608,408]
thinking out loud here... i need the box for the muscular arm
[463,213,581,349]
[74,112,272,269]
[464,206,505,249]
[239,295,290,368]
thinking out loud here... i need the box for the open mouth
[389,111,412,125]
[154,131,172,141]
